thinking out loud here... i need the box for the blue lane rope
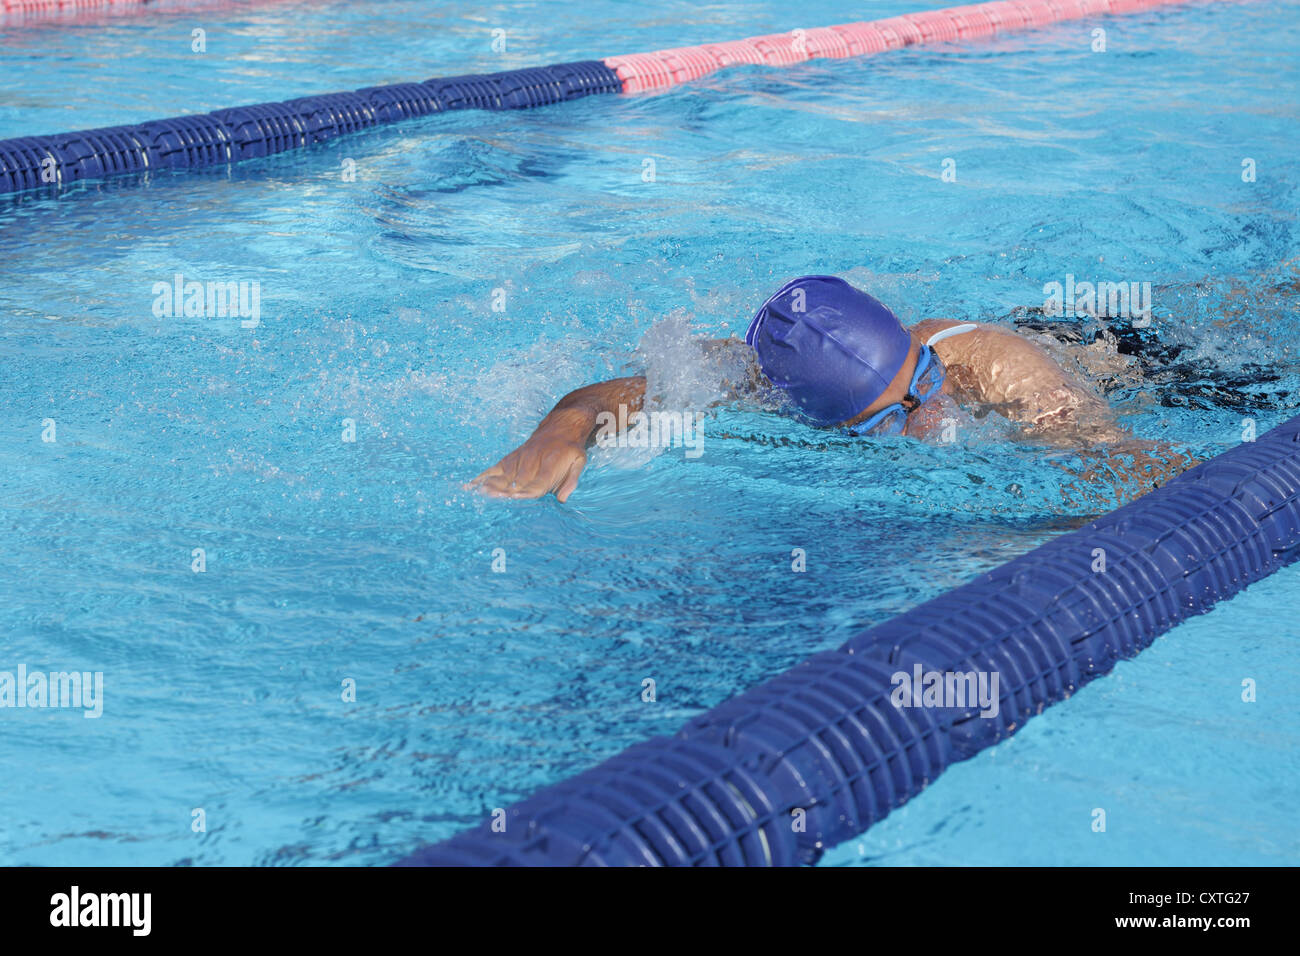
[0,61,622,194]
[0,0,1208,196]
[399,415,1300,865]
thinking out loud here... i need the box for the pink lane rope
[603,0,1198,93]
[0,0,294,16]
[3,0,151,10]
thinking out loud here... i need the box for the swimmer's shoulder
[912,319,1039,358]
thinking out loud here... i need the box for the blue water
[1,0,1298,866]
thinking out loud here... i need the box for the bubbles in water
[469,334,611,437]
[637,308,734,414]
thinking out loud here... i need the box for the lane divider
[0,0,294,14]
[402,414,1300,865]
[0,0,1203,195]
[0,63,622,194]
[606,0,1190,92]
[2,0,141,10]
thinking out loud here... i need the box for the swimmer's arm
[470,338,763,502]
[469,376,646,501]
[1052,439,1200,508]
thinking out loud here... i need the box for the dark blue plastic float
[399,415,1300,865]
[0,61,622,194]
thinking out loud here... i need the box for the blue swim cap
[744,276,913,426]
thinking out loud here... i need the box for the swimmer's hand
[468,376,647,503]
[1049,437,1200,509]
[469,419,589,502]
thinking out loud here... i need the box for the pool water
[1,0,1297,866]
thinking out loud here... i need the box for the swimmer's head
[745,275,913,427]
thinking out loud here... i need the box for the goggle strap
[924,323,978,347]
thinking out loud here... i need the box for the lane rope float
[0,0,1207,195]
[402,413,1300,865]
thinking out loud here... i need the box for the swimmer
[470,275,1194,502]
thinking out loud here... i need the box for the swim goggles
[846,324,977,437]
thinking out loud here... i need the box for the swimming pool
[1,0,1297,866]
